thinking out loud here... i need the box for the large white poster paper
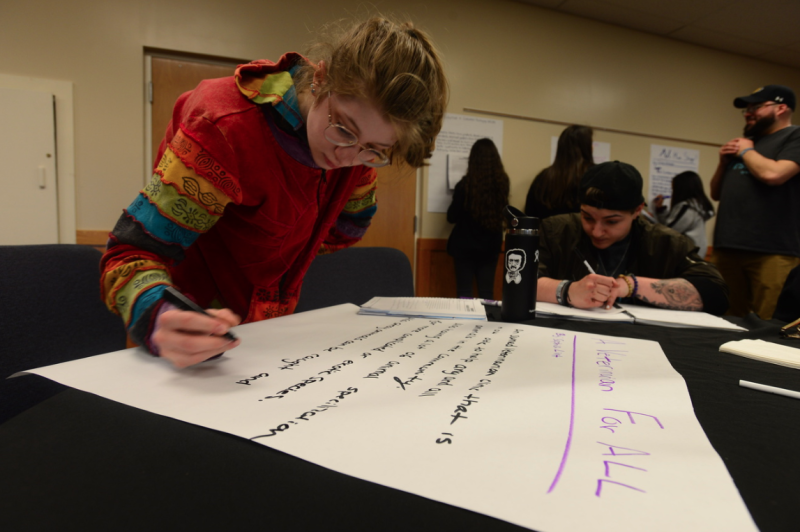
[428,113,503,213]
[648,145,700,207]
[22,305,756,532]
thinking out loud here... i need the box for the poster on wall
[550,137,611,165]
[427,113,504,213]
[648,145,700,208]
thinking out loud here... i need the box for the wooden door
[151,57,239,161]
[0,88,58,244]
[353,162,416,268]
[150,56,417,270]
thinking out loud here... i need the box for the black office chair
[0,244,127,424]
[774,264,800,323]
[295,247,414,312]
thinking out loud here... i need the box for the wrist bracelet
[561,280,573,307]
[617,274,634,298]
[628,273,639,297]
[739,147,754,157]
[555,280,568,305]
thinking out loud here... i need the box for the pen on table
[163,286,238,341]
[739,380,800,401]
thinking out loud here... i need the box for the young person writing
[536,161,729,314]
[101,17,449,368]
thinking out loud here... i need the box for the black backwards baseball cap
[579,161,644,211]
[734,85,796,111]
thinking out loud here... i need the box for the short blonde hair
[297,17,449,168]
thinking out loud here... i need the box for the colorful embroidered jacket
[100,53,377,349]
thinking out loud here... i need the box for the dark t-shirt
[714,125,800,257]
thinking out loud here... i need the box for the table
[1,313,798,531]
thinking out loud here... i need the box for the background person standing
[652,171,715,259]
[446,138,510,300]
[710,85,800,319]
[525,125,594,220]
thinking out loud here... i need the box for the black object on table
[1,313,798,531]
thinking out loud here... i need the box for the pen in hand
[163,286,238,341]
[573,248,620,310]
[573,248,596,275]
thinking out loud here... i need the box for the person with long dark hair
[446,138,510,299]
[525,125,594,219]
[652,171,715,258]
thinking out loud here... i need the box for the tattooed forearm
[640,278,703,311]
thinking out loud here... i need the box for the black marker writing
[250,388,358,440]
[236,372,269,385]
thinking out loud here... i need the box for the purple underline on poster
[548,334,577,493]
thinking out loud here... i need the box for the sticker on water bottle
[504,248,526,284]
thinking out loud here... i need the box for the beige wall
[2,0,799,240]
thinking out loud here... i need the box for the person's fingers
[152,308,242,369]
[162,339,241,369]
[205,308,242,328]
[159,309,227,336]
[589,274,614,288]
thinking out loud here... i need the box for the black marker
[163,286,238,341]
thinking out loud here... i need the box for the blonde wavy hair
[295,17,449,168]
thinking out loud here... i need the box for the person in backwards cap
[709,84,800,320]
[537,161,729,315]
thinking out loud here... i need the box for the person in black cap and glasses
[709,85,800,320]
[537,161,729,314]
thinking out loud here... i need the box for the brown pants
[709,248,800,320]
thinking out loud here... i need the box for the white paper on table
[535,301,633,323]
[620,304,746,331]
[359,296,486,320]
[17,305,756,532]
[721,339,800,369]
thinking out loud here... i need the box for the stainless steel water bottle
[501,206,539,322]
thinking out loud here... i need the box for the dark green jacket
[538,214,729,315]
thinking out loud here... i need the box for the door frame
[143,48,249,187]
[0,73,75,243]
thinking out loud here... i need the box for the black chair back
[295,247,414,312]
[0,244,127,424]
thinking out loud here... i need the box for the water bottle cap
[504,205,538,231]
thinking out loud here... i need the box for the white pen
[573,248,620,309]
[573,248,596,275]
[739,380,800,401]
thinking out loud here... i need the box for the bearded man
[710,85,800,320]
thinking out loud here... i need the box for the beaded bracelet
[628,273,639,297]
[617,274,634,298]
